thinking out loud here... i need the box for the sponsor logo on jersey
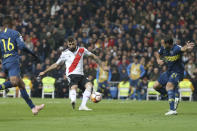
[165,54,180,61]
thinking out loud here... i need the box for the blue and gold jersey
[0,28,26,64]
[159,44,184,74]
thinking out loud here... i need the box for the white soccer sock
[69,89,76,103]
[81,89,91,107]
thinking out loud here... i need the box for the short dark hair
[3,16,12,27]
[164,37,173,45]
[67,36,75,43]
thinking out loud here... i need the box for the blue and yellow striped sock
[167,90,175,110]
[0,81,13,90]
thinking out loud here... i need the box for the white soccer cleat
[79,106,92,111]
[32,104,45,115]
[165,110,177,116]
[174,98,180,110]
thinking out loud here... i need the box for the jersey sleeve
[174,44,182,54]
[158,46,164,55]
[83,47,92,56]
[15,32,26,49]
[56,52,67,65]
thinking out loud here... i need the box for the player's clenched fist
[39,72,45,76]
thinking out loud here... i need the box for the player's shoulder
[7,28,18,34]
[174,44,182,48]
[62,49,69,53]
[6,28,19,38]
[61,49,71,55]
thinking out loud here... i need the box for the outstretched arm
[16,33,38,59]
[39,51,66,76]
[39,63,59,76]
[91,54,102,67]
[181,41,195,52]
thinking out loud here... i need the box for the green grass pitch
[0,98,197,131]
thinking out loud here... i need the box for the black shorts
[67,74,90,90]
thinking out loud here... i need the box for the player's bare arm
[155,52,164,65]
[91,54,110,71]
[39,63,59,76]
[91,54,102,67]
[181,41,195,52]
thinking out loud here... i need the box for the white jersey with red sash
[56,47,92,76]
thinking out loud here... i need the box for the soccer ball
[90,92,102,103]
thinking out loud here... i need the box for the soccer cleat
[174,98,180,110]
[79,106,92,111]
[71,101,76,109]
[32,104,45,115]
[165,110,177,116]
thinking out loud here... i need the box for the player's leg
[165,82,177,115]
[79,76,93,111]
[69,85,78,109]
[67,75,78,109]
[174,73,183,110]
[103,81,110,99]
[133,79,139,100]
[0,80,13,90]
[17,78,35,109]
[8,62,44,115]
[18,78,44,115]
[165,73,180,115]
[174,87,180,110]
[0,63,21,90]
[0,65,14,90]
[79,82,92,110]
[153,72,168,96]
[129,79,135,99]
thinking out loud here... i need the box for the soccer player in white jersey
[39,36,103,111]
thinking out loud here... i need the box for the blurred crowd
[0,0,197,99]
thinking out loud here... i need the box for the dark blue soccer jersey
[0,28,26,64]
[158,44,184,74]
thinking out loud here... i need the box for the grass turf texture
[0,98,197,131]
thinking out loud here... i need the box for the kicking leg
[79,82,92,111]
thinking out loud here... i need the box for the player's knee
[85,82,92,92]
[153,82,160,90]
[166,82,174,90]
[18,81,25,89]
[10,79,19,87]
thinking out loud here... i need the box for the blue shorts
[129,79,139,87]
[2,62,21,77]
[158,71,183,87]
